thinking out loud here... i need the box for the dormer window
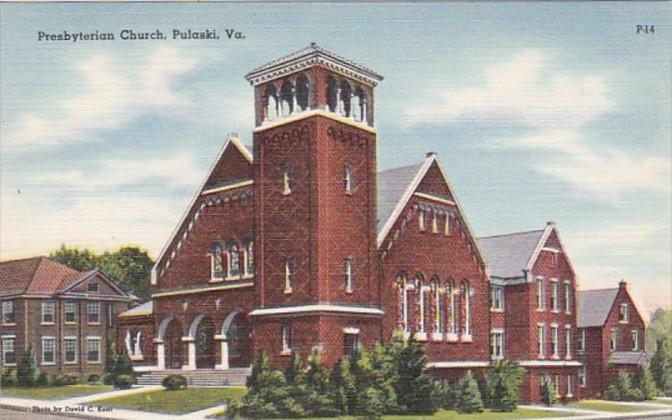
[344,258,353,293]
[344,165,353,193]
[283,164,292,195]
[211,243,225,280]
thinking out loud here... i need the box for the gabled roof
[609,351,649,366]
[375,154,485,268]
[244,43,383,87]
[577,288,620,327]
[151,135,253,284]
[0,256,128,298]
[478,229,546,279]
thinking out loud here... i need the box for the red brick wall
[504,283,532,361]
[117,315,156,367]
[578,326,604,398]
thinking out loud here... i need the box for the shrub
[392,334,439,414]
[113,374,135,389]
[102,374,114,385]
[633,368,658,400]
[16,345,36,387]
[51,374,66,386]
[36,372,49,387]
[488,360,525,412]
[605,371,633,401]
[329,358,356,415]
[626,387,644,401]
[2,368,17,387]
[541,379,557,406]
[605,383,621,401]
[63,374,80,385]
[162,374,187,391]
[87,374,101,384]
[456,371,484,414]
[437,383,457,410]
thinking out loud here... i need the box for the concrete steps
[136,367,251,387]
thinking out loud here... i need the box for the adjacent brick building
[0,257,134,376]
[577,282,647,398]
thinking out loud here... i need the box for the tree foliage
[646,308,672,355]
[487,360,525,412]
[633,368,657,400]
[650,337,672,396]
[16,345,37,387]
[456,370,484,413]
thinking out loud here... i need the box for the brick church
[116,44,646,403]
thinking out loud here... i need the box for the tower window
[344,165,353,193]
[295,74,310,112]
[280,81,294,117]
[327,76,338,112]
[344,258,353,293]
[352,87,367,123]
[284,258,293,293]
[339,81,352,117]
[432,212,439,233]
[264,85,279,121]
[283,164,292,195]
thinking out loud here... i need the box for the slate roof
[377,162,424,234]
[0,257,93,297]
[119,301,153,318]
[608,351,649,366]
[477,229,546,279]
[577,288,620,327]
[245,43,383,82]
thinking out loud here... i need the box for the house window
[283,164,292,195]
[447,281,456,336]
[609,329,617,352]
[2,300,15,324]
[344,165,353,193]
[281,324,292,354]
[619,303,629,322]
[42,337,55,364]
[64,338,77,363]
[434,280,444,335]
[579,366,587,387]
[344,258,353,293]
[551,325,559,357]
[211,243,224,280]
[567,375,573,397]
[445,214,452,236]
[462,281,472,338]
[418,209,426,231]
[87,301,100,324]
[564,282,572,313]
[41,301,55,324]
[431,212,439,233]
[631,330,638,351]
[578,328,586,352]
[344,333,360,358]
[86,338,101,363]
[537,325,545,358]
[230,244,241,277]
[565,326,572,358]
[2,337,16,365]
[551,280,559,312]
[490,285,504,310]
[246,241,254,275]
[87,282,99,293]
[65,301,77,323]
[491,330,504,360]
[536,278,544,310]
[284,258,293,293]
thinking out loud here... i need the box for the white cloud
[3,47,198,151]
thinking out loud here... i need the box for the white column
[181,337,196,370]
[214,335,228,370]
[155,340,165,370]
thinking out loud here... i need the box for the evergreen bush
[162,374,187,390]
[392,334,439,414]
[36,371,49,387]
[329,358,356,415]
[87,373,101,384]
[540,379,557,406]
[488,360,525,412]
[633,367,658,400]
[1,368,17,387]
[650,337,672,396]
[456,370,484,414]
[113,374,135,389]
[16,345,36,387]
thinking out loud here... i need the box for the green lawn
[91,387,246,415]
[213,408,572,419]
[654,398,672,405]
[567,400,649,412]
[0,385,114,400]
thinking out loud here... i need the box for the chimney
[619,279,627,290]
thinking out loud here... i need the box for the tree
[284,350,304,386]
[329,358,357,415]
[488,360,525,412]
[605,371,633,401]
[392,335,439,414]
[633,367,658,400]
[456,370,484,413]
[370,342,399,413]
[647,308,672,355]
[650,337,672,396]
[50,244,98,272]
[99,246,154,300]
[303,348,337,417]
[16,345,36,387]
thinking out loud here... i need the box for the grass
[654,398,672,405]
[0,384,114,400]
[91,387,246,415]
[567,400,650,412]
[212,408,572,419]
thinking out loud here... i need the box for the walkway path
[520,403,672,419]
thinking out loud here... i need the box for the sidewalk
[520,402,672,419]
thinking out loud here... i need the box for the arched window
[280,81,294,117]
[295,74,310,112]
[344,165,353,193]
[265,85,278,121]
[246,241,254,275]
[211,243,224,280]
[230,244,241,277]
[397,273,409,333]
[461,281,472,338]
[327,76,338,112]
[284,258,293,293]
[353,87,367,122]
[417,274,429,335]
[432,277,444,336]
[447,280,456,336]
[339,81,352,117]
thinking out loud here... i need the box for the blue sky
[1,3,670,314]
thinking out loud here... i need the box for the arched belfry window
[353,87,367,123]
[295,74,310,112]
[327,76,338,113]
[339,81,352,117]
[280,81,294,117]
[265,85,279,121]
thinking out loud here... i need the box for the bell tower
[245,43,384,366]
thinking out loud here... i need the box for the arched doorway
[195,317,216,369]
[220,312,252,368]
[163,318,183,369]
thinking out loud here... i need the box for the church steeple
[244,43,383,128]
